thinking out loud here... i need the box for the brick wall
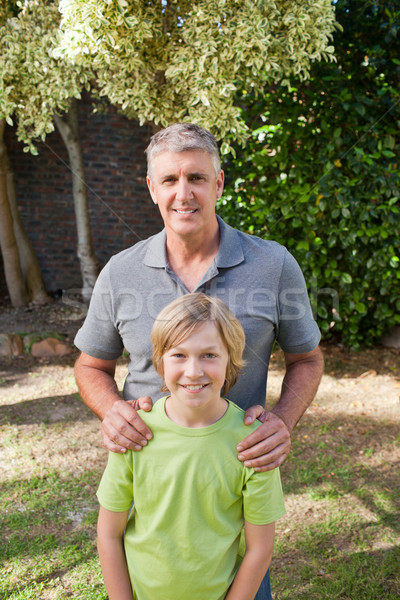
[1,94,164,298]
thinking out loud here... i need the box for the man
[74,123,324,599]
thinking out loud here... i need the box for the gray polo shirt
[74,217,320,411]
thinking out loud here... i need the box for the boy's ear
[159,359,168,392]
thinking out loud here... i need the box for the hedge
[218,0,400,349]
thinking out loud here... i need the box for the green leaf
[389,256,399,268]
[355,302,367,313]
[341,273,353,284]
[296,240,309,251]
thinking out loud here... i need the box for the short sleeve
[74,261,124,360]
[242,467,285,525]
[276,250,321,353]
[97,450,134,512]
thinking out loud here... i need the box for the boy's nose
[185,358,203,377]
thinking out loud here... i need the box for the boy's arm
[97,506,133,600]
[225,521,275,600]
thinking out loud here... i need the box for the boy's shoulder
[137,397,166,427]
[225,400,263,437]
[136,397,262,438]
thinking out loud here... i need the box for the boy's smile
[162,321,229,427]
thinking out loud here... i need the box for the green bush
[219,0,400,349]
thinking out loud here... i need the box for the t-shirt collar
[143,215,244,269]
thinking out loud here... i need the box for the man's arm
[97,506,133,600]
[237,346,324,471]
[225,521,275,600]
[75,352,153,452]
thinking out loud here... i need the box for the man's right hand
[101,396,153,453]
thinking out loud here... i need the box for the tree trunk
[0,119,28,307]
[7,163,52,305]
[54,100,99,302]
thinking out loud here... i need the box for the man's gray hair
[145,123,221,178]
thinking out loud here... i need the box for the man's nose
[175,177,192,201]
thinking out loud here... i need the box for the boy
[97,293,285,600]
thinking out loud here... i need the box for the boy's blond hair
[151,293,245,394]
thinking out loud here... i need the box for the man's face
[146,150,224,240]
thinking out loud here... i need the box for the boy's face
[162,321,229,425]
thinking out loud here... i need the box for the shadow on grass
[0,353,78,390]
[270,345,400,381]
[281,412,400,536]
[273,541,400,599]
[0,393,95,426]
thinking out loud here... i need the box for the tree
[0,0,50,305]
[57,0,339,152]
[0,0,99,305]
[0,118,29,306]
[218,0,400,348]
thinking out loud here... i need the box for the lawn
[0,343,399,599]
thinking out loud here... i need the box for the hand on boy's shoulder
[101,396,154,454]
[236,406,291,472]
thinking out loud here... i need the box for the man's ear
[216,169,225,199]
[147,175,157,204]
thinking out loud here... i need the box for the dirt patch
[0,297,86,341]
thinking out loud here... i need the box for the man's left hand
[236,407,291,472]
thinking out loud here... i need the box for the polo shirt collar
[215,215,244,267]
[143,216,244,269]
[143,229,168,267]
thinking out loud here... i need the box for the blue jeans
[254,568,272,600]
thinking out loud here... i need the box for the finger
[237,420,276,452]
[112,400,153,440]
[246,445,291,472]
[244,435,291,467]
[237,429,287,460]
[239,437,291,470]
[238,427,291,460]
[243,405,265,425]
[102,407,152,448]
[126,409,153,441]
[127,396,153,412]
[138,396,153,411]
[102,422,148,452]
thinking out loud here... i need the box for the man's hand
[102,396,153,453]
[236,407,291,472]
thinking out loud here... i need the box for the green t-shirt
[97,398,285,600]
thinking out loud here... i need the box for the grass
[0,351,399,599]
[271,415,399,599]
[1,470,105,600]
